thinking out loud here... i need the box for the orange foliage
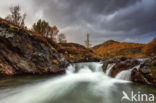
[93,41,145,58]
[58,43,101,61]
[143,38,156,56]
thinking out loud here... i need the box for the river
[0,62,155,103]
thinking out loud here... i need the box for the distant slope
[93,40,145,58]
[58,43,101,62]
[93,40,119,49]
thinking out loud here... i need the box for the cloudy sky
[0,0,156,46]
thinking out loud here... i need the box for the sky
[0,0,156,46]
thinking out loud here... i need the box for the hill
[58,43,101,62]
[0,18,70,76]
[0,18,101,76]
[93,40,145,58]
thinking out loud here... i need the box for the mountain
[93,40,145,58]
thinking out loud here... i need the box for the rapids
[0,62,155,103]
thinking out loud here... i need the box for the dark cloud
[35,0,140,26]
[1,0,156,45]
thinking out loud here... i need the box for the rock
[0,21,70,76]
[131,69,147,84]
[102,61,109,72]
[131,58,156,85]
[151,56,156,61]
[120,57,127,61]
[109,59,139,77]
[102,56,156,85]
[144,58,156,85]
[139,64,151,74]
[152,60,156,66]
[102,59,119,72]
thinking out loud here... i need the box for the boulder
[131,68,147,84]
[120,57,127,61]
[139,64,151,74]
[109,59,139,77]
[102,59,119,72]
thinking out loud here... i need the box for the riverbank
[0,18,100,76]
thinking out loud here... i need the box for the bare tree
[5,5,26,27]
[48,26,59,41]
[58,33,67,43]
[85,33,91,48]
[20,13,26,27]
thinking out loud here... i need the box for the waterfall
[105,63,115,76]
[115,69,132,80]
[0,62,129,103]
[0,62,154,103]
[115,65,141,81]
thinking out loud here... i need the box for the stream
[0,62,156,103]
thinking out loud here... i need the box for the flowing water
[115,65,141,81]
[105,63,115,76]
[0,62,156,103]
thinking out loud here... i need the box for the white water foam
[0,62,129,103]
[115,65,141,81]
[105,63,115,76]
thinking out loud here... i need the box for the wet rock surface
[103,57,156,85]
[131,68,147,84]
[103,58,139,77]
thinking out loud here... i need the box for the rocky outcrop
[103,57,156,85]
[102,58,119,73]
[131,69,147,84]
[138,57,156,85]
[0,20,69,76]
[103,58,139,77]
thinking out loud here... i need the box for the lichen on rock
[0,27,14,38]
[0,22,69,76]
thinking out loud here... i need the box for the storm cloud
[0,0,156,45]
